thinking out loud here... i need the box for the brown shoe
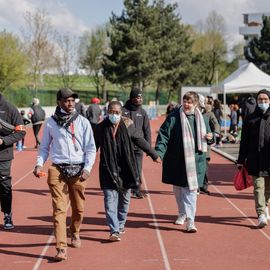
[71,234,81,248]
[54,248,67,261]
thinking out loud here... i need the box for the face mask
[108,114,121,124]
[258,103,269,111]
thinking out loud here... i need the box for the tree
[54,32,79,88]
[245,16,270,74]
[79,25,110,98]
[103,0,159,90]
[189,11,227,85]
[152,0,192,103]
[0,31,28,93]
[21,9,56,94]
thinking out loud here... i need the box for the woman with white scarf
[155,92,213,232]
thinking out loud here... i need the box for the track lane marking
[211,185,270,240]
[142,172,172,270]
[32,202,71,270]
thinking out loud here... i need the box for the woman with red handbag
[237,89,270,228]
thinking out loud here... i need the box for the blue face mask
[108,114,121,124]
[258,103,269,111]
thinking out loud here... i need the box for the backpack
[31,105,46,123]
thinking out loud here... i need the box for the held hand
[154,157,162,163]
[205,133,213,140]
[80,169,90,181]
[0,138,3,145]
[236,164,243,170]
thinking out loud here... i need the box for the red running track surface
[0,117,269,270]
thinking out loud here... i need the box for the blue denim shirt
[36,114,96,173]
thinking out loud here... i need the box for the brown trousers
[47,165,87,249]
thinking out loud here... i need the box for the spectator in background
[75,98,86,117]
[241,94,257,121]
[229,104,238,137]
[86,97,102,132]
[123,87,152,199]
[19,110,31,149]
[237,89,270,228]
[212,99,223,146]
[28,98,46,148]
[0,93,26,230]
[198,95,218,195]
[166,102,176,116]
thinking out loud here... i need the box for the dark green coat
[155,109,212,188]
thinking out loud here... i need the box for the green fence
[4,88,170,107]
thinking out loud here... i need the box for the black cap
[57,88,78,100]
[130,87,143,99]
[257,89,270,99]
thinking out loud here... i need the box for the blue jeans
[103,189,131,233]
[173,185,197,222]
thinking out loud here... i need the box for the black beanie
[130,87,143,99]
[257,89,270,99]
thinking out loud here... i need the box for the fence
[4,88,170,107]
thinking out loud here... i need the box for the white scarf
[180,106,207,190]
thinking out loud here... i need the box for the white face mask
[108,114,121,124]
[258,103,269,111]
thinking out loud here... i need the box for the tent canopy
[211,62,270,94]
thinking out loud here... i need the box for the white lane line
[32,202,71,270]
[13,170,34,187]
[142,172,172,270]
[32,235,54,270]
[211,185,270,240]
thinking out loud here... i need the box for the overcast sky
[0,0,269,45]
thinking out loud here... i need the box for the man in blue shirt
[33,88,96,261]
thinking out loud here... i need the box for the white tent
[211,62,270,94]
[211,62,270,135]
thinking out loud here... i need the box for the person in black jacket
[123,87,152,199]
[0,93,26,229]
[95,101,160,241]
[241,94,257,121]
[28,98,45,148]
[237,89,270,228]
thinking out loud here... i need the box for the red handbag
[233,166,253,191]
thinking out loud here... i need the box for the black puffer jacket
[238,107,270,176]
[0,94,26,161]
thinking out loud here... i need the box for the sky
[0,0,269,46]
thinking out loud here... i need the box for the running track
[0,117,269,270]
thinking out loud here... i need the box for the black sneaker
[131,190,144,199]
[199,188,210,195]
[4,213,14,230]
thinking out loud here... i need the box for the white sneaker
[174,213,186,225]
[265,207,270,221]
[258,214,268,228]
[186,218,197,233]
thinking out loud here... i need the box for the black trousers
[33,124,42,146]
[202,158,210,190]
[0,160,12,214]
[133,152,143,192]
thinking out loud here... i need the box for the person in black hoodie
[237,89,270,228]
[95,101,160,241]
[0,93,26,229]
[122,87,152,199]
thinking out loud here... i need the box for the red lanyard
[70,122,78,151]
